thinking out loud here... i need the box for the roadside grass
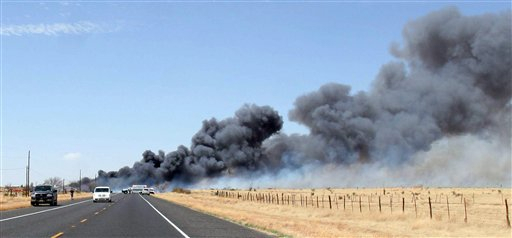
[0,192,92,211]
[155,187,512,237]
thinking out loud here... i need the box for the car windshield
[94,188,109,193]
[35,186,52,192]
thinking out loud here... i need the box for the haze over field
[99,7,511,189]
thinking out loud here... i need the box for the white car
[93,186,112,202]
[140,188,150,195]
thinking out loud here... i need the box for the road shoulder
[149,194,276,237]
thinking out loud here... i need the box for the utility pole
[79,169,82,193]
[62,179,65,192]
[26,150,30,197]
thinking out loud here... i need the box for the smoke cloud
[98,104,283,188]
[99,7,511,189]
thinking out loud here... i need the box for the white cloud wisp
[1,21,104,36]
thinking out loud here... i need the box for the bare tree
[43,177,62,188]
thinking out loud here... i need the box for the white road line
[139,194,190,238]
[0,200,90,222]
[1,193,121,222]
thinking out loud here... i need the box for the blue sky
[1,1,510,186]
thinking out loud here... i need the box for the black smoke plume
[99,7,511,188]
[98,104,283,188]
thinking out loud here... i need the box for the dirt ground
[0,192,92,211]
[156,187,512,237]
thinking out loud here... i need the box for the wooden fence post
[359,195,362,213]
[390,196,393,214]
[343,195,346,211]
[402,197,405,213]
[329,195,332,209]
[317,196,319,208]
[464,197,467,223]
[414,195,417,218]
[379,196,381,213]
[505,199,510,228]
[429,197,432,219]
[446,197,450,220]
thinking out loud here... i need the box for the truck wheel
[31,202,35,206]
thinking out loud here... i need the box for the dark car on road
[31,185,58,206]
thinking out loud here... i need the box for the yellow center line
[50,232,64,238]
[80,219,87,223]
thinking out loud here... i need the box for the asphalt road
[0,193,272,238]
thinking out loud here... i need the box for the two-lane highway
[0,193,271,237]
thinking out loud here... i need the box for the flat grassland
[0,192,92,211]
[156,187,511,237]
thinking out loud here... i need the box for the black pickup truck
[31,185,58,206]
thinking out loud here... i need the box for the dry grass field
[156,187,512,237]
[0,192,92,211]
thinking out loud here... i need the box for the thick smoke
[99,7,511,189]
[98,104,283,188]
[266,7,511,169]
